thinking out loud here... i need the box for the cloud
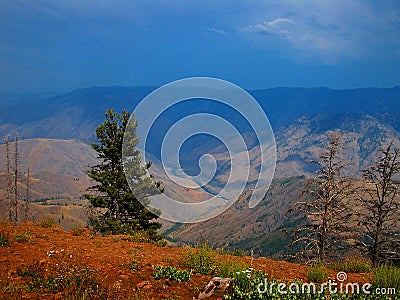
[244,18,294,35]
[239,0,400,63]
[207,27,228,35]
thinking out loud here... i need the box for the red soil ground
[0,223,371,299]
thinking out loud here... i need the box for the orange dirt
[0,223,371,299]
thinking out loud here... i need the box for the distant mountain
[250,86,400,128]
[0,86,153,141]
[1,85,400,142]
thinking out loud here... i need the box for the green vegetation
[181,243,216,275]
[153,265,192,282]
[330,257,372,273]
[128,259,140,271]
[307,264,329,283]
[12,261,103,298]
[127,230,166,246]
[14,232,34,244]
[374,265,400,292]
[0,232,10,247]
[70,227,87,236]
[216,256,248,278]
[84,109,163,242]
[38,216,55,228]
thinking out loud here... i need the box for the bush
[38,216,55,228]
[331,257,372,273]
[116,229,166,246]
[307,264,329,283]
[14,232,34,244]
[128,259,140,271]
[153,265,192,282]
[24,262,99,297]
[70,227,87,236]
[216,256,248,278]
[0,232,10,247]
[374,265,400,292]
[180,243,216,275]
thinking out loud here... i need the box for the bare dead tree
[357,143,400,266]
[4,136,12,221]
[13,134,19,223]
[24,166,30,221]
[292,132,356,262]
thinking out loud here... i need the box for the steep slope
[168,113,400,255]
[275,113,400,177]
[169,177,306,258]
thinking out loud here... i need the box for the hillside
[1,86,400,254]
[0,222,370,299]
[168,177,307,258]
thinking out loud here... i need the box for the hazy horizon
[1,1,400,94]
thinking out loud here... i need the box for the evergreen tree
[85,109,163,240]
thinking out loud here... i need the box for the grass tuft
[330,257,372,273]
[0,232,10,247]
[307,264,329,283]
[374,265,400,292]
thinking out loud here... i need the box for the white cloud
[207,27,228,35]
[243,18,294,35]
[239,0,400,63]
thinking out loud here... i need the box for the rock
[143,284,152,290]
[137,280,151,289]
[198,277,235,299]
[118,274,129,280]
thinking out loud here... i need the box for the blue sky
[1,0,400,94]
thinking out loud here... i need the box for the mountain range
[1,85,400,254]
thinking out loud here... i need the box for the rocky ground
[0,222,370,299]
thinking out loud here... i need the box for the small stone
[118,274,129,280]
[160,294,171,299]
[137,280,151,289]
[143,284,152,290]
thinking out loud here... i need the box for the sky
[1,0,400,94]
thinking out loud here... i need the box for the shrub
[180,243,216,275]
[223,269,271,300]
[331,257,372,273]
[70,227,87,236]
[153,265,192,282]
[374,265,400,292]
[25,262,99,297]
[218,248,248,257]
[38,216,55,228]
[124,230,166,246]
[17,261,45,279]
[307,264,329,283]
[216,256,248,278]
[129,259,140,271]
[0,232,10,247]
[14,232,34,244]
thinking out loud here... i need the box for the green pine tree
[85,109,163,241]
